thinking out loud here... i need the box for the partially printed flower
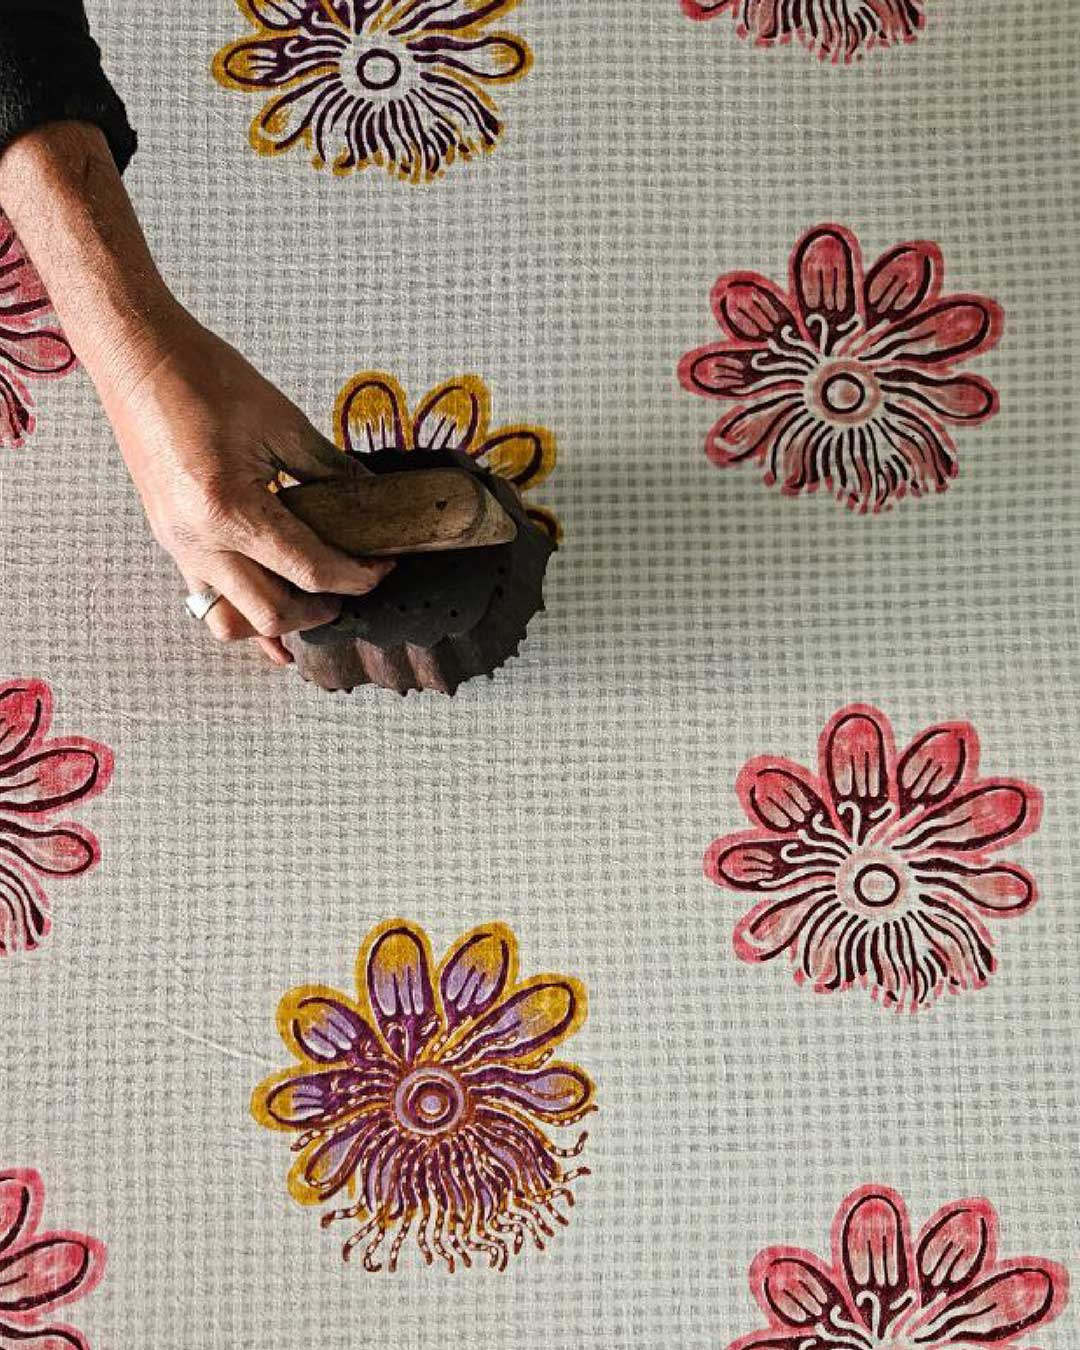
[682,0,926,64]
[730,1185,1068,1350]
[0,680,114,956]
[0,216,76,448]
[679,224,1003,513]
[213,0,533,183]
[0,1169,106,1350]
[334,370,560,539]
[252,920,595,1270]
[706,704,1042,1012]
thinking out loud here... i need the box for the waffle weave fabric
[0,2,1077,1347]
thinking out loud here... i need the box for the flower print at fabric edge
[213,0,534,184]
[681,0,927,64]
[0,1168,107,1350]
[333,369,561,541]
[705,703,1043,1013]
[0,679,115,956]
[679,223,1003,513]
[729,1184,1069,1350]
[0,217,76,449]
[251,919,595,1271]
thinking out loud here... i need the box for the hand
[0,120,392,666]
[102,304,393,665]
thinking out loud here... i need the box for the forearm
[0,121,181,403]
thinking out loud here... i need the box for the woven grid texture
[1,1,1079,1346]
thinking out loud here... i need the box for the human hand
[101,304,393,665]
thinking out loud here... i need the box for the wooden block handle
[279,468,517,557]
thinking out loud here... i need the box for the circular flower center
[393,1067,467,1137]
[836,849,911,916]
[356,47,402,91]
[808,360,882,426]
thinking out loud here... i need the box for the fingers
[243,492,396,597]
[187,553,342,645]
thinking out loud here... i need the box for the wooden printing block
[281,448,555,694]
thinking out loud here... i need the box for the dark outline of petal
[705,830,838,893]
[0,739,113,818]
[867,294,1005,367]
[0,682,52,766]
[863,240,943,328]
[790,224,865,353]
[898,779,1043,857]
[438,924,516,1031]
[409,34,531,83]
[709,272,801,345]
[0,1174,41,1257]
[747,1243,856,1332]
[705,398,805,471]
[732,887,836,966]
[833,1184,916,1334]
[0,822,97,878]
[879,369,999,425]
[360,921,440,1063]
[0,861,50,956]
[915,859,1037,918]
[910,1257,1069,1344]
[915,1196,998,1308]
[896,721,977,817]
[734,755,833,835]
[818,703,897,844]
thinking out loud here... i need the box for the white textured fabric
[0,0,1078,1346]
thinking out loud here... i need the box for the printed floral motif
[730,1184,1069,1350]
[705,704,1043,1012]
[0,216,76,449]
[334,369,560,538]
[252,920,595,1270]
[681,0,926,63]
[0,680,114,956]
[679,224,1003,513]
[213,0,533,183]
[0,1169,106,1349]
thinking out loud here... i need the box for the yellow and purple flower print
[213,0,533,183]
[252,920,595,1271]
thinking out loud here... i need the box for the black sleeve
[0,0,137,172]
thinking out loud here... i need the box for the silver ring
[184,588,223,621]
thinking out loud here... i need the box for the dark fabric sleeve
[0,0,137,172]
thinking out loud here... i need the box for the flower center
[836,849,910,916]
[356,47,402,91]
[393,1066,467,1137]
[808,360,882,426]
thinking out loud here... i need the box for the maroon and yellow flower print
[334,370,560,539]
[213,0,533,183]
[252,920,595,1271]
[0,1169,106,1350]
[0,680,114,956]
[679,225,1003,513]
[0,216,75,449]
[681,0,926,64]
[730,1185,1068,1350]
[706,704,1043,1012]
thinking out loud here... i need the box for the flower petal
[0,1173,41,1255]
[834,1186,914,1333]
[863,241,943,327]
[249,73,339,157]
[392,0,519,34]
[0,327,74,377]
[467,1062,594,1121]
[680,343,800,402]
[276,988,381,1063]
[896,722,975,816]
[0,681,52,765]
[413,376,489,452]
[214,32,345,89]
[0,1238,96,1314]
[442,976,585,1067]
[725,1336,809,1350]
[915,1198,997,1306]
[710,273,800,344]
[916,860,1036,915]
[260,1067,386,1127]
[362,922,438,1061]
[821,706,895,842]
[0,1324,91,1349]
[291,1119,375,1204]
[705,398,804,468]
[880,370,998,424]
[912,1261,1068,1344]
[334,371,411,455]
[748,1246,853,1331]
[792,226,863,348]
[438,924,516,1030]
[735,757,831,834]
[239,0,318,28]
[0,746,109,816]
[474,427,555,490]
[869,296,1004,366]
[899,782,1041,855]
[732,889,834,964]
[410,34,530,81]
[0,822,96,877]
[706,835,836,892]
[0,862,50,955]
